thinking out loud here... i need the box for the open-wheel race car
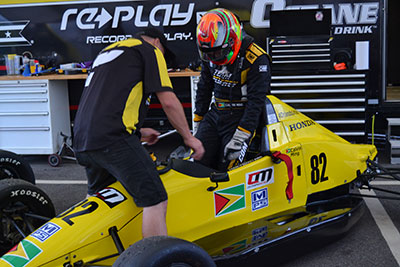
[2,95,398,267]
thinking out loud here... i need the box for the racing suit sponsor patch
[259,65,268,72]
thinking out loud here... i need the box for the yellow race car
[0,95,384,267]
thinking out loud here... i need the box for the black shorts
[75,134,168,207]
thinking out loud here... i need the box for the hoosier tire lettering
[0,150,35,183]
[10,189,48,205]
[0,157,21,166]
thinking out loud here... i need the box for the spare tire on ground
[0,150,35,184]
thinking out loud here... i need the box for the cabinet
[387,118,400,164]
[0,79,71,155]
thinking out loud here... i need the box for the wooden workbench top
[0,70,200,81]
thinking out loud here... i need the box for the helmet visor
[198,43,231,64]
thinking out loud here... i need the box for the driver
[194,8,271,170]
[73,27,204,238]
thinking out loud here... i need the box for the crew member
[194,8,271,170]
[73,27,204,238]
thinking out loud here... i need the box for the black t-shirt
[73,38,173,152]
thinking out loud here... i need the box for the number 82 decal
[310,152,328,184]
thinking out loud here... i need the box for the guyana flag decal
[214,184,245,217]
[1,240,42,267]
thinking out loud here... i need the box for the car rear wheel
[0,150,35,184]
[0,179,55,255]
[113,236,216,267]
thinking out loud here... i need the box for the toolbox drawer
[0,79,71,155]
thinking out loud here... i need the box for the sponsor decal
[288,119,315,132]
[165,32,193,41]
[222,239,247,254]
[31,222,61,242]
[250,0,379,35]
[286,146,301,157]
[278,110,299,119]
[60,4,195,31]
[238,142,248,163]
[252,226,268,242]
[214,184,245,217]
[246,167,274,190]
[251,188,269,211]
[315,11,324,21]
[212,66,238,88]
[308,215,327,226]
[86,34,132,44]
[1,240,42,267]
[259,65,268,72]
[334,26,374,35]
[0,21,31,47]
[95,187,126,208]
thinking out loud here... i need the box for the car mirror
[207,172,230,191]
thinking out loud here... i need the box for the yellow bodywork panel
[0,95,377,266]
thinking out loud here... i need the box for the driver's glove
[192,114,203,135]
[224,128,251,161]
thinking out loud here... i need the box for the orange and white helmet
[196,8,242,65]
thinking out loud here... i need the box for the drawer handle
[0,98,48,103]
[0,127,50,131]
[0,111,49,116]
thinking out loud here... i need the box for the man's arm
[156,91,205,160]
[194,62,214,118]
[238,54,271,133]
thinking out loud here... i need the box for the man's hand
[183,136,205,161]
[156,91,205,160]
[224,129,251,161]
[140,128,160,145]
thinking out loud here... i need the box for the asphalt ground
[25,133,400,267]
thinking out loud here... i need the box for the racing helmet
[196,8,242,65]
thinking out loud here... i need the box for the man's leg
[75,151,116,196]
[195,109,219,169]
[99,135,169,237]
[142,200,168,238]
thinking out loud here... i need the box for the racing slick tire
[0,150,35,184]
[113,236,216,267]
[0,179,55,255]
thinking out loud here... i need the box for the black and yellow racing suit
[194,35,271,170]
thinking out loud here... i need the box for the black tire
[0,179,55,255]
[0,150,35,184]
[113,236,216,267]
[48,154,62,167]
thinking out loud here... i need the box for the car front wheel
[113,236,216,267]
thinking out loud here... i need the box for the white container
[4,54,22,75]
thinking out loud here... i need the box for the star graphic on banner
[5,31,11,38]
